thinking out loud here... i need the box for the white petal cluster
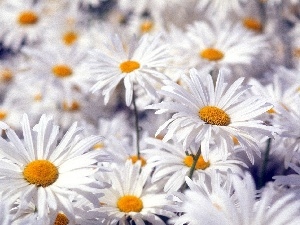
[0,0,299,224]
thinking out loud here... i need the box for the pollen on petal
[117,195,143,213]
[199,106,231,126]
[200,48,224,61]
[119,60,140,73]
[93,142,105,149]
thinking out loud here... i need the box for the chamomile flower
[144,138,246,192]
[0,114,108,222]
[0,0,48,51]
[88,33,170,106]
[148,68,276,163]
[93,160,175,225]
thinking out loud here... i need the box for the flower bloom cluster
[0,0,300,224]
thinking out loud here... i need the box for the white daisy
[171,172,300,225]
[22,43,91,99]
[179,19,269,72]
[101,132,155,171]
[0,0,48,51]
[170,171,235,225]
[248,68,300,116]
[42,3,91,48]
[87,33,170,106]
[0,114,108,222]
[148,68,276,163]
[144,137,246,192]
[93,160,175,225]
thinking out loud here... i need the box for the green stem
[181,145,202,191]
[188,146,202,179]
[259,138,272,189]
[132,88,140,159]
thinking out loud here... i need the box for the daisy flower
[180,19,269,72]
[0,0,48,51]
[144,138,246,192]
[93,160,175,225]
[103,134,151,169]
[88,33,170,106]
[0,114,108,222]
[22,43,91,99]
[170,171,235,225]
[248,70,299,115]
[171,172,300,225]
[148,68,276,162]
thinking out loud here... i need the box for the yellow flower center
[33,93,42,102]
[0,69,13,82]
[54,213,69,225]
[128,155,146,167]
[140,21,154,33]
[52,64,73,78]
[243,17,262,32]
[119,61,140,73]
[293,48,300,58]
[23,160,59,187]
[18,11,39,25]
[62,101,80,111]
[183,155,210,170]
[267,108,276,114]
[93,142,105,149]
[62,31,78,46]
[0,110,7,120]
[117,195,143,213]
[200,48,224,61]
[199,106,231,126]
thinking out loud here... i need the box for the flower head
[93,160,175,224]
[148,68,276,162]
[88,33,170,106]
[0,114,108,221]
